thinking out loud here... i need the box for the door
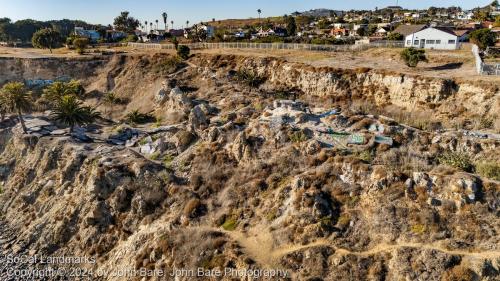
[420,39,425,48]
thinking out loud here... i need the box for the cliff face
[0,53,499,280]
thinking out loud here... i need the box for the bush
[387,32,404,41]
[438,151,474,172]
[469,28,497,50]
[73,37,89,55]
[235,69,265,88]
[400,47,427,67]
[177,45,190,60]
[221,217,237,231]
[125,110,154,124]
[154,56,183,74]
[475,161,500,181]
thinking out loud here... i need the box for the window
[436,40,441,44]
[414,40,419,45]
[426,40,435,44]
[406,40,411,45]
[448,39,456,44]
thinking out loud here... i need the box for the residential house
[453,29,471,42]
[455,11,474,20]
[330,28,349,37]
[106,30,126,41]
[374,27,388,37]
[393,24,427,37]
[197,24,215,38]
[74,27,100,42]
[234,31,246,38]
[404,26,459,50]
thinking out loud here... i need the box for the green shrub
[288,131,308,143]
[356,150,374,163]
[469,28,497,50]
[438,151,473,172]
[475,161,500,181]
[400,47,427,67]
[177,45,190,60]
[125,110,154,124]
[221,217,238,231]
[73,37,89,55]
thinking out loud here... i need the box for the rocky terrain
[0,52,499,280]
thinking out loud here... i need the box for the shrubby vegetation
[400,47,428,67]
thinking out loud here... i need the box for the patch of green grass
[356,150,374,164]
[221,217,238,231]
[475,161,500,181]
[288,131,308,143]
[163,154,175,167]
[438,151,473,172]
[149,152,161,161]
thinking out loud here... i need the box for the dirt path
[220,227,500,268]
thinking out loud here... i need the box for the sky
[0,0,492,28]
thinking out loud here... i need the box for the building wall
[404,28,459,50]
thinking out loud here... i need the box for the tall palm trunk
[17,108,27,133]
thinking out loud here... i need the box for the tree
[257,9,262,20]
[171,20,174,29]
[113,11,139,33]
[285,16,297,36]
[162,12,168,30]
[387,32,404,41]
[73,37,89,54]
[32,28,61,53]
[177,45,190,60]
[42,80,84,105]
[400,47,428,67]
[51,95,99,132]
[470,28,497,50]
[0,82,32,133]
[472,10,490,22]
[155,19,159,30]
[144,21,148,33]
[186,20,190,29]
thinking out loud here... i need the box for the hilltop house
[74,27,100,42]
[404,27,459,50]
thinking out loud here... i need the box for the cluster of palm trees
[0,81,100,134]
[141,11,196,34]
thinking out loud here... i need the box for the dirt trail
[220,227,500,268]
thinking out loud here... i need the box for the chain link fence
[128,41,404,52]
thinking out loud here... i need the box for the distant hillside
[207,17,285,29]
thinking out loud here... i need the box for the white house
[404,27,459,50]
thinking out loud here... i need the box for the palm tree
[155,19,159,30]
[186,20,190,29]
[150,22,153,32]
[171,20,174,29]
[0,82,31,133]
[257,9,262,20]
[162,12,168,30]
[144,21,148,33]
[51,95,100,133]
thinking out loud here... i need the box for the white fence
[472,44,500,75]
[128,41,404,52]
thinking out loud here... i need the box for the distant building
[169,29,184,37]
[404,27,459,50]
[386,6,403,11]
[106,30,127,41]
[74,27,100,42]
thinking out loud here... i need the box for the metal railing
[127,41,404,52]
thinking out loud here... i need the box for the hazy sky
[0,0,491,28]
